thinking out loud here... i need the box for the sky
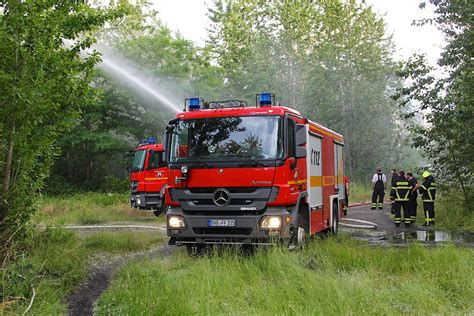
[151,0,444,65]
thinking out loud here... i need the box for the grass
[432,193,474,232]
[97,236,474,315]
[1,228,87,315]
[81,231,165,254]
[34,192,164,225]
[348,182,373,204]
[1,228,166,315]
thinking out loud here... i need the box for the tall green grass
[435,192,474,232]
[348,182,373,204]
[97,236,474,315]
[35,192,162,225]
[1,228,87,314]
[1,228,166,314]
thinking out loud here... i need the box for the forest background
[0,0,472,240]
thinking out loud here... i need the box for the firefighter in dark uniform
[390,170,412,227]
[371,168,387,210]
[389,169,398,214]
[419,171,437,226]
[406,172,420,223]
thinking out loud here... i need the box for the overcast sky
[150,0,444,65]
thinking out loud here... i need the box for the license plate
[208,219,236,227]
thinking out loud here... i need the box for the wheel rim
[297,227,305,245]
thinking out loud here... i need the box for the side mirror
[295,124,306,146]
[296,147,306,158]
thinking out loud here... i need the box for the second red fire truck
[129,137,168,217]
[164,94,346,253]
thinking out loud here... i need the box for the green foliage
[49,3,224,191]
[207,0,411,179]
[0,1,126,243]
[394,0,473,202]
[1,228,87,314]
[97,238,474,314]
[436,191,474,232]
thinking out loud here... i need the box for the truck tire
[288,205,308,250]
[186,244,206,257]
[330,201,339,235]
[153,202,167,217]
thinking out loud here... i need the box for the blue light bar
[185,97,203,111]
[141,138,148,145]
[257,92,274,106]
[149,136,156,144]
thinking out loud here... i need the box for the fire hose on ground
[338,202,380,229]
[339,218,378,229]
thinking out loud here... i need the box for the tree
[48,4,224,191]
[394,0,473,202]
[0,1,125,241]
[207,0,408,179]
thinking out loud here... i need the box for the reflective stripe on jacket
[391,177,411,201]
[419,177,436,202]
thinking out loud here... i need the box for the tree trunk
[0,121,15,224]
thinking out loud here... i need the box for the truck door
[306,129,324,233]
[145,150,168,191]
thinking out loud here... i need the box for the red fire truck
[129,137,168,217]
[164,94,345,253]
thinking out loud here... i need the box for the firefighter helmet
[422,171,431,178]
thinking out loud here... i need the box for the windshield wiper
[228,155,268,167]
[187,159,213,168]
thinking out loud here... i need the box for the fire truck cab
[129,137,168,217]
[164,94,345,252]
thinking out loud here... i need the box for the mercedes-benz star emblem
[213,188,230,206]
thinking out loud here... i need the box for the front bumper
[130,192,162,210]
[167,207,292,245]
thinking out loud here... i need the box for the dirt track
[66,244,175,316]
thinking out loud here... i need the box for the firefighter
[371,168,387,210]
[419,171,437,226]
[390,170,412,227]
[343,175,349,215]
[406,172,420,223]
[389,169,398,214]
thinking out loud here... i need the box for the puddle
[391,230,473,242]
[345,229,474,246]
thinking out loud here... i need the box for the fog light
[168,215,186,228]
[260,216,282,230]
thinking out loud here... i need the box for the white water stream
[64,39,182,114]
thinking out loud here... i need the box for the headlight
[168,215,186,228]
[260,216,282,230]
[181,165,188,174]
[136,198,142,205]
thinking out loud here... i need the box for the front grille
[192,228,253,235]
[170,186,275,214]
[189,187,258,194]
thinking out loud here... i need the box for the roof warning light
[257,92,274,106]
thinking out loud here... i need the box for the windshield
[131,150,146,172]
[170,116,283,162]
